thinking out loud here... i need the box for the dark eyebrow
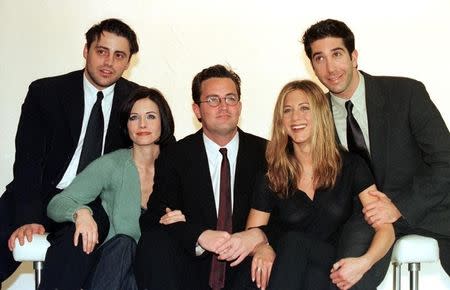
[95,45,109,50]
[331,47,345,53]
[95,45,128,56]
[312,47,345,59]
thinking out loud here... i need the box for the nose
[104,54,114,66]
[138,117,146,128]
[217,98,229,110]
[325,58,335,73]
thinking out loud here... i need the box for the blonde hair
[266,80,341,198]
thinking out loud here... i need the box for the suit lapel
[60,70,84,146]
[192,130,218,227]
[105,77,126,152]
[233,130,251,229]
[363,72,388,187]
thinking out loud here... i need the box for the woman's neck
[132,144,160,169]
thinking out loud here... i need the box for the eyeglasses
[198,95,240,107]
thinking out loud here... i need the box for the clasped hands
[160,209,272,289]
[362,189,401,228]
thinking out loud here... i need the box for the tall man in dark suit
[135,64,267,290]
[302,19,450,289]
[0,18,140,283]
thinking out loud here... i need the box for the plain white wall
[1,0,449,289]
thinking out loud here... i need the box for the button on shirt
[330,71,371,153]
[203,132,239,215]
[57,73,115,189]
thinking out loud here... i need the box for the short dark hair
[191,64,241,104]
[302,19,355,60]
[120,86,175,148]
[85,18,139,58]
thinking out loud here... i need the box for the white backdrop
[1,0,449,289]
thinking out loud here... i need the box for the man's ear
[83,44,88,60]
[192,103,201,120]
[351,49,358,68]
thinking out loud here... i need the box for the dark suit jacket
[140,129,267,255]
[334,71,450,236]
[1,69,139,228]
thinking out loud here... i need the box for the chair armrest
[12,233,50,262]
[391,234,439,264]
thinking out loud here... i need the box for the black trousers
[38,199,110,290]
[263,231,337,290]
[135,226,250,290]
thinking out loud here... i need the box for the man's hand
[160,208,186,225]
[73,208,98,254]
[330,256,371,290]
[197,230,231,253]
[251,243,275,290]
[216,228,267,266]
[362,190,401,228]
[8,223,46,251]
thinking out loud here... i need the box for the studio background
[1,1,449,289]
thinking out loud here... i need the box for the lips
[136,132,151,136]
[327,73,343,84]
[292,124,307,130]
[99,68,114,76]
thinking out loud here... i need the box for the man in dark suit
[301,19,450,289]
[0,18,140,283]
[135,64,267,290]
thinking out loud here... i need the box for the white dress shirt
[330,71,371,153]
[203,131,239,216]
[57,73,115,189]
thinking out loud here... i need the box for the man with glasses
[135,64,267,290]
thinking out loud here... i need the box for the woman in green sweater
[40,87,176,290]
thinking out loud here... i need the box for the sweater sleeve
[47,155,111,223]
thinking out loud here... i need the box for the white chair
[390,234,440,290]
[12,233,50,290]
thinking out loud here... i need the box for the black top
[252,151,374,246]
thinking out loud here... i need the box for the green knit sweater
[47,149,141,243]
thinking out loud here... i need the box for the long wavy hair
[266,80,341,198]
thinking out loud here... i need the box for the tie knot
[345,100,354,113]
[97,91,104,102]
[219,148,227,156]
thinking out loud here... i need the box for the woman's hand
[159,208,186,225]
[330,256,371,290]
[73,208,98,254]
[251,243,275,290]
[216,228,267,267]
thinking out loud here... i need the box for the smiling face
[192,77,241,145]
[310,37,359,99]
[83,31,131,90]
[282,89,313,148]
[127,98,161,147]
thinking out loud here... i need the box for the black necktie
[209,148,232,290]
[77,91,104,173]
[345,100,371,165]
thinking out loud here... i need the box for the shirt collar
[203,131,239,158]
[83,71,115,98]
